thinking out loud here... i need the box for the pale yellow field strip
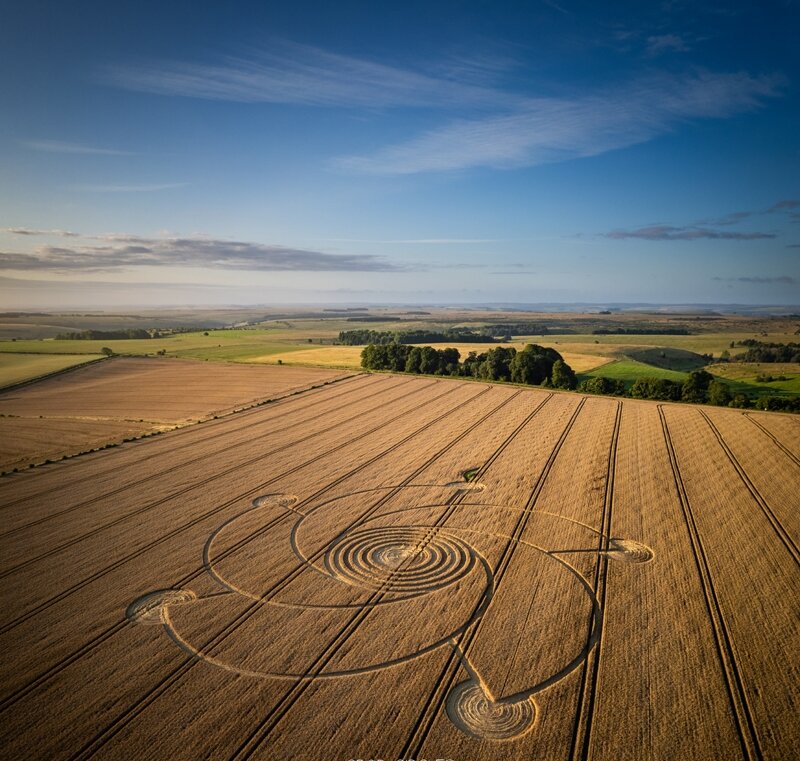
[663,404,800,759]
[589,401,744,759]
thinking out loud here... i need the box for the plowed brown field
[0,357,348,471]
[0,370,797,761]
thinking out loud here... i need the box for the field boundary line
[0,355,110,394]
[742,413,800,469]
[66,384,507,759]
[658,405,762,761]
[0,371,367,496]
[0,378,417,555]
[568,400,622,761]
[0,382,489,715]
[698,410,799,568]
[401,397,587,758]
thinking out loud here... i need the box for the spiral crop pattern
[446,680,536,740]
[325,526,475,594]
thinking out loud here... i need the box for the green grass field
[580,359,689,386]
[525,331,797,357]
[0,353,103,388]
[1,318,796,402]
[0,329,313,362]
[708,362,800,397]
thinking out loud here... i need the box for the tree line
[340,328,496,345]
[360,343,577,389]
[578,369,799,411]
[360,343,799,412]
[591,327,690,335]
[729,340,800,363]
[55,329,160,340]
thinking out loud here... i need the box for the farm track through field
[0,376,417,557]
[697,411,800,568]
[67,384,519,759]
[0,372,368,512]
[227,392,557,760]
[0,381,491,716]
[568,402,622,761]
[658,406,762,761]
[401,398,587,758]
[742,413,800,469]
[0,378,458,637]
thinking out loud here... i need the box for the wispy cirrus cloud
[0,231,404,273]
[606,225,774,241]
[71,182,188,193]
[318,237,500,244]
[713,275,796,284]
[22,139,132,156]
[335,71,782,174]
[1,227,80,237]
[645,34,690,57]
[104,42,513,110]
[769,199,800,210]
[104,42,784,176]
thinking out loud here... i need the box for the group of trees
[340,328,495,345]
[55,328,158,340]
[591,327,690,335]
[578,368,799,411]
[581,369,737,405]
[729,340,800,363]
[360,343,577,389]
[360,341,799,413]
[488,323,549,336]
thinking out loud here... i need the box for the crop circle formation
[446,680,537,740]
[324,525,475,594]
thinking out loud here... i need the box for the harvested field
[0,357,348,472]
[0,416,154,472]
[0,352,103,389]
[0,371,797,760]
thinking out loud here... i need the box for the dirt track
[0,370,797,760]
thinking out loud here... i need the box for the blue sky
[1,0,798,307]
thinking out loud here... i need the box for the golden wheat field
[0,358,347,472]
[0,367,798,760]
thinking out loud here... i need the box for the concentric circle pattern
[606,538,654,563]
[325,526,475,594]
[446,681,536,740]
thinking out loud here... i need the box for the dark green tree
[681,370,714,403]
[578,377,626,396]
[707,380,732,406]
[728,393,751,409]
[405,347,423,374]
[550,359,577,389]
[478,346,515,381]
[419,346,441,374]
[439,347,461,376]
[509,346,550,384]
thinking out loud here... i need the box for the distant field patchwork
[0,369,797,759]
